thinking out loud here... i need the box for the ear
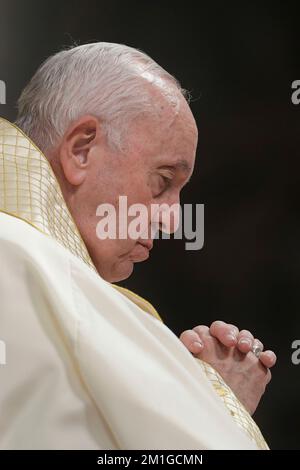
[59,115,100,186]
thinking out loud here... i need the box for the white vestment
[0,118,268,449]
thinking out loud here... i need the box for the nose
[151,201,181,235]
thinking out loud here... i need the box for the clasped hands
[179,321,277,415]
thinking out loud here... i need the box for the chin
[106,260,135,283]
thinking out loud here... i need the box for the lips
[130,242,151,262]
[138,240,153,251]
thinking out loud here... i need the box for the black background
[1,0,300,449]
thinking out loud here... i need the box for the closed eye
[155,174,173,197]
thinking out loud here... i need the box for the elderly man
[0,42,276,449]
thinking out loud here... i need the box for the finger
[179,329,204,354]
[253,339,264,351]
[193,325,210,337]
[237,329,254,353]
[259,350,277,368]
[209,321,239,347]
[252,338,264,358]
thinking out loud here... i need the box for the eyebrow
[163,159,192,174]
[174,159,192,173]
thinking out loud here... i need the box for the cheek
[126,179,153,206]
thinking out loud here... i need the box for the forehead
[127,93,198,173]
[150,99,198,174]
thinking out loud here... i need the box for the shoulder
[0,211,71,279]
[0,211,78,338]
[0,211,52,250]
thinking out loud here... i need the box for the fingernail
[265,351,276,360]
[227,334,237,342]
[193,341,203,349]
[239,338,251,346]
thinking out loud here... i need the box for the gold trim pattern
[197,359,269,449]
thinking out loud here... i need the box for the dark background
[1,0,300,449]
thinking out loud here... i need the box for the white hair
[15,42,189,152]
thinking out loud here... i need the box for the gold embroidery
[0,117,95,269]
[197,360,269,449]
